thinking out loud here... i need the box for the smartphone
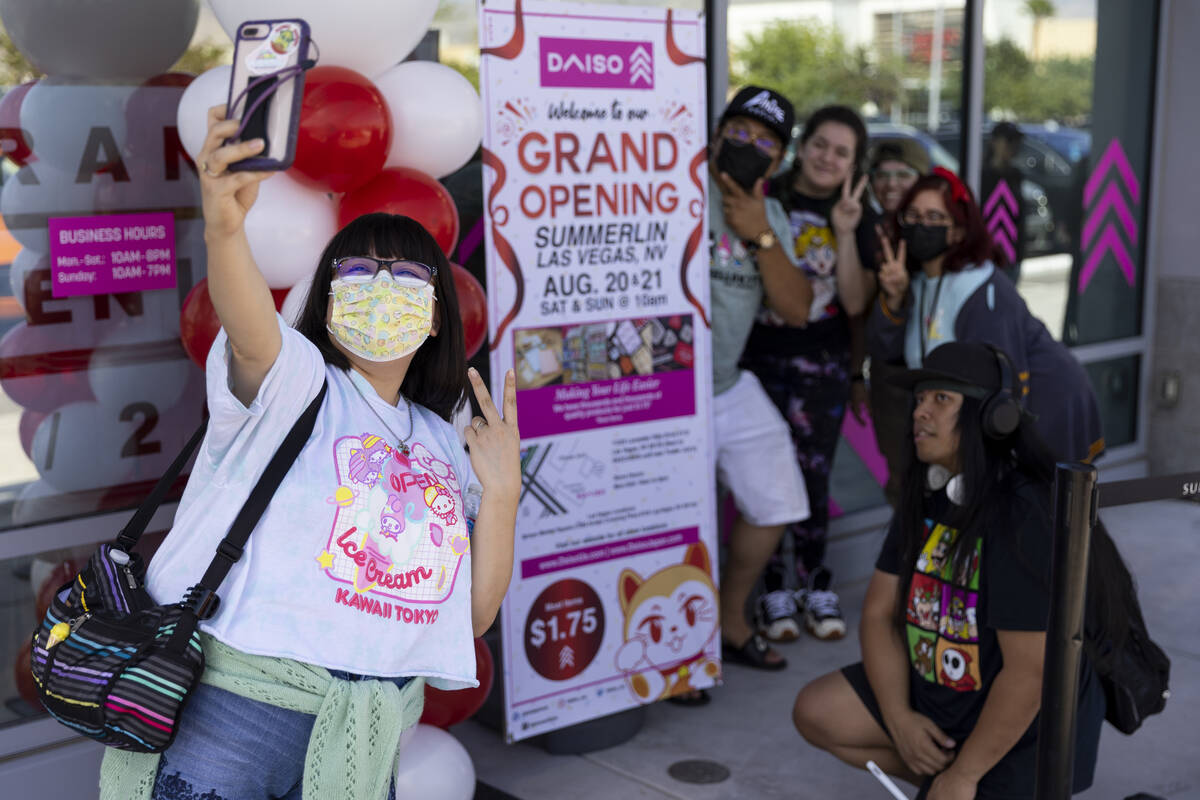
[224,19,311,171]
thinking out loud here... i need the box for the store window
[726,1,967,517]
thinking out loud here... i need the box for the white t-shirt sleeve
[202,315,326,468]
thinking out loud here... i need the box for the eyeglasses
[899,209,953,227]
[874,167,919,183]
[723,124,781,158]
[331,256,438,284]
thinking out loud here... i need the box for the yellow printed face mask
[327,275,435,362]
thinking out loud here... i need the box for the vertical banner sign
[480,0,714,742]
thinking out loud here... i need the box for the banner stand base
[474,630,648,751]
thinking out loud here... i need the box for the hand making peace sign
[464,367,522,501]
[831,173,869,236]
[876,223,910,312]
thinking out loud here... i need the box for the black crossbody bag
[29,381,327,752]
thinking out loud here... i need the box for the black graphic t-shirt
[877,479,1062,735]
[877,478,1105,795]
[746,188,879,357]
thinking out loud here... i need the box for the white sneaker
[799,567,846,641]
[757,589,801,642]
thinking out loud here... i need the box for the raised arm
[196,105,280,406]
[717,172,814,326]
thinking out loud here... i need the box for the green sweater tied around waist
[99,633,425,800]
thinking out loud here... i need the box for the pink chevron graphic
[991,227,1016,264]
[1079,226,1135,290]
[1084,139,1140,206]
[987,208,1017,239]
[1082,180,1138,247]
[983,180,1018,217]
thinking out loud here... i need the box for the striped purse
[30,382,326,752]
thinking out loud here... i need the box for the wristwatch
[746,229,777,253]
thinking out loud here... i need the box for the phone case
[225,19,311,171]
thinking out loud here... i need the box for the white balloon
[88,322,194,414]
[280,276,314,326]
[375,62,483,179]
[30,401,137,492]
[176,66,232,159]
[1,163,98,252]
[0,0,199,80]
[208,0,438,79]
[7,247,42,312]
[244,173,337,289]
[20,78,134,172]
[393,724,475,800]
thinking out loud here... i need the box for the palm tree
[1025,0,1057,60]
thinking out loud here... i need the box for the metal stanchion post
[1034,463,1098,800]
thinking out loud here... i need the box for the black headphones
[980,344,1022,440]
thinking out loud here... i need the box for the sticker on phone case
[246,22,301,75]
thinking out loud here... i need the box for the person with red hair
[868,168,1104,464]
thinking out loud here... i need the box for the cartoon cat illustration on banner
[614,542,720,704]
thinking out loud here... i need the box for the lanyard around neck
[919,274,945,359]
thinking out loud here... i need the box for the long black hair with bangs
[292,213,469,421]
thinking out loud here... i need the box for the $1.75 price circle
[523,578,605,681]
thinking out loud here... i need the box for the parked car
[863,123,1058,257]
[934,122,1092,255]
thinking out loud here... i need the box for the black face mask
[715,139,773,191]
[901,224,951,263]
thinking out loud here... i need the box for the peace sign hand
[831,173,868,236]
[876,223,909,312]
[464,367,522,501]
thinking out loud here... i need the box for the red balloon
[291,66,391,194]
[0,322,95,412]
[179,279,220,368]
[271,287,291,312]
[14,639,42,711]
[420,637,494,729]
[0,81,37,166]
[338,168,460,256]
[451,264,487,359]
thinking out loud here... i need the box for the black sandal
[721,634,788,671]
[665,688,711,707]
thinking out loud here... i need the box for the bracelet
[878,293,904,325]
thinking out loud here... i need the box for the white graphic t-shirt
[146,317,478,689]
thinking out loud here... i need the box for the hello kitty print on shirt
[317,431,471,605]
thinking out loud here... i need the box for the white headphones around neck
[926,464,965,506]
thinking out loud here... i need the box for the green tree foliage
[984,38,1092,123]
[731,19,901,119]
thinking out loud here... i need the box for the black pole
[1034,462,1098,800]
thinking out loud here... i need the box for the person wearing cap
[870,138,931,215]
[866,138,932,509]
[701,85,814,685]
[791,341,1106,800]
[743,105,880,646]
[869,168,1103,465]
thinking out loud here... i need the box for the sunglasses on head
[331,256,438,284]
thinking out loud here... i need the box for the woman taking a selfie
[100,107,520,800]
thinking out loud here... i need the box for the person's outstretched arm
[196,104,279,406]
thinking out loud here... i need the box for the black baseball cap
[719,86,795,147]
[889,341,1006,399]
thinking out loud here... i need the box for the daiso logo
[539,37,653,90]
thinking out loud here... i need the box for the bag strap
[184,380,328,620]
[114,421,210,553]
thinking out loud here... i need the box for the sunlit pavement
[460,499,1200,800]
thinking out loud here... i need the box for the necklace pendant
[397,442,410,456]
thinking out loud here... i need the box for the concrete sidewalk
[457,500,1200,799]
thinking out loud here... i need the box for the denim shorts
[151,671,412,800]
